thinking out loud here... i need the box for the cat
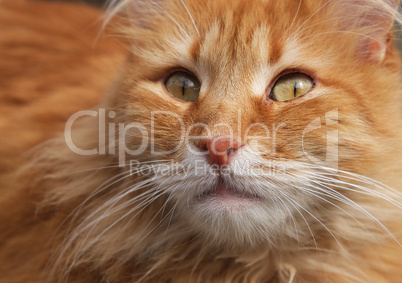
[0,0,401,282]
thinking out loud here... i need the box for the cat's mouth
[199,183,261,207]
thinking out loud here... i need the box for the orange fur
[0,0,401,282]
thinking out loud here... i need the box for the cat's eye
[270,73,314,102]
[165,71,201,102]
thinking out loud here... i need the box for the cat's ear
[337,0,400,63]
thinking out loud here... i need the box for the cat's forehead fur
[126,1,330,68]
[119,0,398,96]
[117,0,399,122]
[122,0,396,63]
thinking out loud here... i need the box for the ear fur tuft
[336,0,400,62]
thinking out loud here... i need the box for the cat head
[90,0,401,248]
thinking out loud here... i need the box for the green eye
[165,71,201,102]
[271,73,314,102]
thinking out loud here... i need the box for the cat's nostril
[198,139,209,151]
[198,137,242,166]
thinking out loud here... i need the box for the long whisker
[282,0,302,41]
[286,0,334,43]
[278,162,402,246]
[179,0,200,37]
[275,194,301,247]
[64,161,184,278]
[149,0,191,40]
[293,184,372,235]
[272,157,401,197]
[64,190,166,281]
[64,159,171,228]
[69,159,172,174]
[287,197,345,251]
[311,176,401,208]
[275,191,318,249]
[52,175,157,283]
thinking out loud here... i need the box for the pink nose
[198,137,242,165]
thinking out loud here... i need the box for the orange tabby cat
[0,0,401,282]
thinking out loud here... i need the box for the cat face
[108,0,401,247]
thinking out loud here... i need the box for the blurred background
[55,0,106,6]
[55,0,107,6]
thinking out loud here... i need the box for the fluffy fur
[0,0,401,282]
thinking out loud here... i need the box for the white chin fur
[153,146,316,247]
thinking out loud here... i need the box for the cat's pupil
[182,80,186,96]
[165,71,201,102]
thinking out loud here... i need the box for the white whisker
[276,191,318,249]
[179,0,200,37]
[287,197,345,251]
[286,0,334,42]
